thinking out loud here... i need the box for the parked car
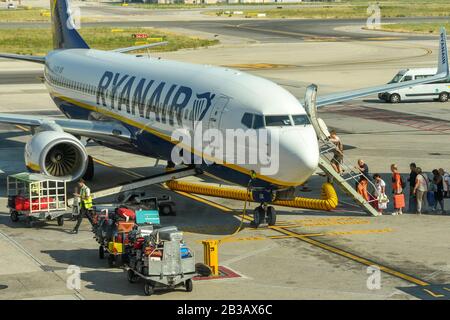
[378,68,450,103]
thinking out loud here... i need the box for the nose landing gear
[251,203,276,228]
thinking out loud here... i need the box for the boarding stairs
[304,84,380,216]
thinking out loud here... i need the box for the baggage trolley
[126,240,196,296]
[6,173,68,227]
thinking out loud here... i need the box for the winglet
[437,27,449,77]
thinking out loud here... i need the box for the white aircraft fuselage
[43,49,319,190]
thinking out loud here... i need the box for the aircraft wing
[112,41,168,54]
[0,113,131,144]
[315,27,449,108]
[0,53,45,64]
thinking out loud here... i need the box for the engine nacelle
[25,131,88,181]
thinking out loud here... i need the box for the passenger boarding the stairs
[329,130,344,175]
[373,174,388,215]
[357,176,369,202]
[355,159,370,190]
[391,164,405,215]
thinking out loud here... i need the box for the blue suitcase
[136,209,160,225]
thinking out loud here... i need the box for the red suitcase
[117,207,136,221]
[393,194,405,209]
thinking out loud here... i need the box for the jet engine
[25,130,88,181]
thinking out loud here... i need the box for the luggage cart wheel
[266,206,277,226]
[185,279,193,292]
[27,217,34,228]
[99,246,105,259]
[57,216,64,226]
[144,282,154,296]
[10,211,19,223]
[107,254,115,267]
[127,269,138,283]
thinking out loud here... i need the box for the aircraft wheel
[439,92,449,102]
[252,206,264,228]
[266,206,277,226]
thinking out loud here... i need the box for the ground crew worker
[71,179,93,234]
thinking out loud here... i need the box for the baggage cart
[126,228,196,296]
[6,172,67,227]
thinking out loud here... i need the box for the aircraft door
[208,95,230,131]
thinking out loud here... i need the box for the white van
[378,68,450,103]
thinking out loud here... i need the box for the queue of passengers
[355,162,448,216]
[328,131,448,215]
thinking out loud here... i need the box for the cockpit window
[265,115,291,126]
[241,113,265,129]
[253,115,264,129]
[292,114,311,126]
[241,113,253,128]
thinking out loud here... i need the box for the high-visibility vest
[80,185,92,209]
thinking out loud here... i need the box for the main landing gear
[251,203,276,228]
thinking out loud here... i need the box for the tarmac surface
[1,4,450,301]
[1,17,446,43]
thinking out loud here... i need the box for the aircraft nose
[277,127,319,185]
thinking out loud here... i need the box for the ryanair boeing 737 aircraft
[0,0,448,224]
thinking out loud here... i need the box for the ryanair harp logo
[193,92,216,121]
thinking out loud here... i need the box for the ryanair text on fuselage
[96,71,216,127]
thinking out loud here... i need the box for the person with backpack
[390,164,405,215]
[413,167,428,215]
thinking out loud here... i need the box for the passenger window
[292,114,311,126]
[265,115,291,126]
[253,115,264,129]
[241,113,253,128]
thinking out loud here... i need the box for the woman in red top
[391,164,404,215]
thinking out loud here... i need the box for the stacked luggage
[126,226,196,296]
[91,204,163,267]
